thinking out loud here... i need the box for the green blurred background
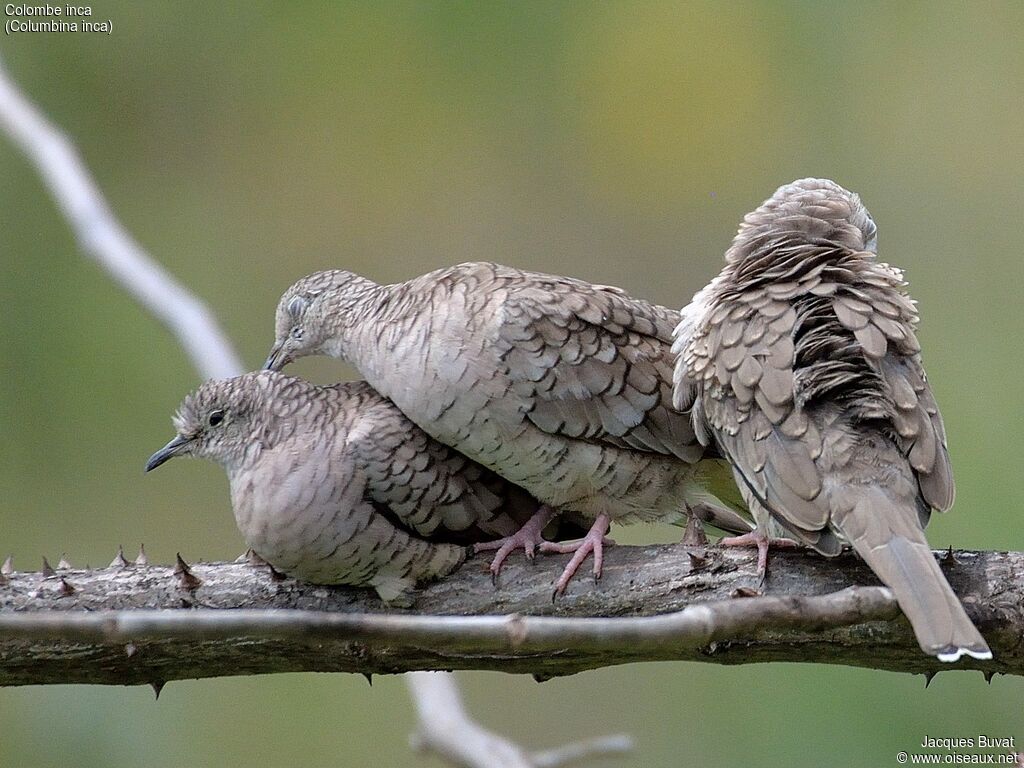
[2,2,1022,766]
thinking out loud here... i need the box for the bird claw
[537,537,615,555]
[474,505,556,584]
[718,531,800,583]
[549,514,612,598]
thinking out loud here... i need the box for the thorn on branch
[681,515,709,548]
[57,553,72,569]
[110,545,132,569]
[57,577,76,597]
[173,553,202,591]
[248,549,268,567]
[923,670,938,688]
[688,550,708,570]
[238,549,279,580]
[1,555,13,575]
[135,544,148,566]
[942,546,958,565]
[149,680,165,700]
[41,556,56,578]
[362,673,373,686]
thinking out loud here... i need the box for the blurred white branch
[0,57,591,768]
[407,673,633,768]
[0,59,242,380]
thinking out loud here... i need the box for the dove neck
[327,280,407,382]
[337,279,423,394]
[225,379,340,476]
[320,277,390,359]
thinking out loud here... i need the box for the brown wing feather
[694,289,830,542]
[685,256,954,550]
[351,388,532,541]
[830,281,955,511]
[493,266,702,462]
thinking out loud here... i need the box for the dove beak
[145,434,193,472]
[263,342,290,372]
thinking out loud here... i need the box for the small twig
[530,736,635,768]
[408,673,633,768]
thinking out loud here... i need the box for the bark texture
[0,544,1019,687]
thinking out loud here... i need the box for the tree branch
[1,544,1017,685]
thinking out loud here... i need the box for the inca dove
[146,371,560,605]
[672,178,990,661]
[262,262,751,594]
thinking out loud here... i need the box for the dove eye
[291,326,304,340]
[208,410,225,427]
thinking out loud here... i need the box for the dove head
[727,178,878,271]
[264,270,380,371]
[146,372,275,473]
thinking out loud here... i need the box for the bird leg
[541,513,614,597]
[473,504,557,582]
[718,530,800,583]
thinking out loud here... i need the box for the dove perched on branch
[146,372,561,605]
[263,262,751,594]
[672,178,989,661]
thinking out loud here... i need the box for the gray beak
[263,342,289,372]
[145,434,192,472]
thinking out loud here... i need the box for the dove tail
[403,539,469,583]
[370,542,467,606]
[838,495,991,662]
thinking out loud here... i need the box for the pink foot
[541,514,614,597]
[474,505,556,582]
[719,531,799,581]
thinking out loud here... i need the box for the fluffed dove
[146,371,562,605]
[263,262,751,594]
[672,178,989,661]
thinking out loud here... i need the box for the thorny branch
[0,56,617,768]
[0,545,1019,684]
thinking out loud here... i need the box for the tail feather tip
[936,646,993,663]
